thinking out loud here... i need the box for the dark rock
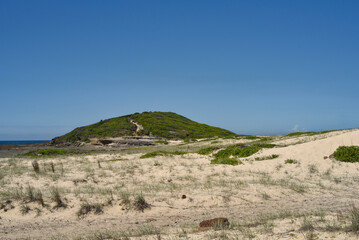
[181,195,186,199]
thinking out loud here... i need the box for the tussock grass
[349,206,359,232]
[255,154,279,161]
[77,202,104,217]
[299,216,315,231]
[51,187,66,208]
[255,175,306,193]
[31,160,40,173]
[20,204,31,215]
[133,193,150,212]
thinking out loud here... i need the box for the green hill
[52,111,237,143]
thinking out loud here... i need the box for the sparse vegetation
[308,164,319,174]
[287,132,315,137]
[285,159,298,164]
[51,187,66,208]
[255,154,279,161]
[211,157,242,165]
[108,158,128,162]
[300,216,315,231]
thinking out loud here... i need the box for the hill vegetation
[53,111,236,143]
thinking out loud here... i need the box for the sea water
[0,140,49,145]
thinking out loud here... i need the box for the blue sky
[1,0,358,140]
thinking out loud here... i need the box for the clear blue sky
[1,0,358,140]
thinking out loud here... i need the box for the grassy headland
[53,111,237,143]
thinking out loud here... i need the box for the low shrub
[211,157,242,165]
[140,151,187,159]
[155,140,168,145]
[333,146,359,163]
[244,135,260,140]
[254,143,276,148]
[258,137,273,142]
[196,146,220,155]
[24,149,68,157]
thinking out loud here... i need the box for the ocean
[0,140,50,145]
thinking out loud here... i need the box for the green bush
[196,146,220,155]
[287,132,314,137]
[23,149,68,157]
[254,143,276,148]
[211,157,242,165]
[333,146,359,162]
[244,135,260,140]
[155,140,168,145]
[258,137,273,142]
[214,145,261,159]
[210,144,261,165]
